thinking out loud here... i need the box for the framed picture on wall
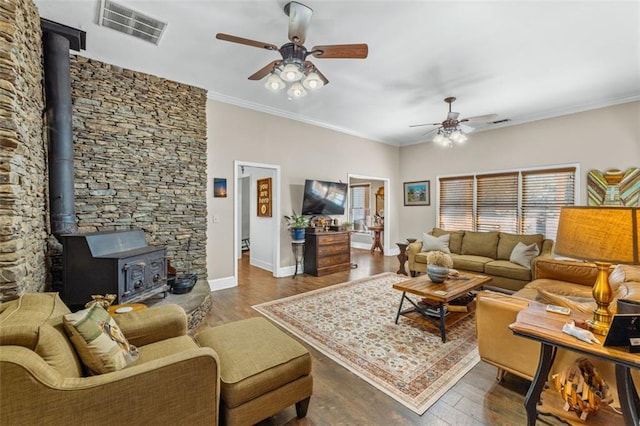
[403,180,430,206]
[213,178,227,198]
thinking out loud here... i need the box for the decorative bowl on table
[427,265,449,283]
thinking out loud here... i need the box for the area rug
[252,272,480,415]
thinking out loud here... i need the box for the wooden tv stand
[303,230,351,276]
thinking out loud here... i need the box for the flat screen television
[301,179,348,215]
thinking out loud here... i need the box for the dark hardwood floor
[203,249,536,425]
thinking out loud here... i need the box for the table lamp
[554,206,639,335]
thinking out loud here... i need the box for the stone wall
[0,0,47,301]
[69,56,208,277]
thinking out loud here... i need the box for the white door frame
[347,173,391,254]
[233,160,281,282]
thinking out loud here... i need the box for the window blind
[521,167,576,239]
[350,184,370,231]
[476,172,518,233]
[438,166,576,241]
[439,176,473,231]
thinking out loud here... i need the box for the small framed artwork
[214,178,227,198]
[257,177,272,217]
[403,180,430,206]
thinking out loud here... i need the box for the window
[350,184,370,232]
[438,165,577,240]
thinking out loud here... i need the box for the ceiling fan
[410,97,497,146]
[216,1,368,99]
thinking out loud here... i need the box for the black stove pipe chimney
[41,20,85,238]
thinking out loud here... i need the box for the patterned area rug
[252,272,480,415]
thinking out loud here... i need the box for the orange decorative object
[107,303,148,315]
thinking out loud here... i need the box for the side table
[369,225,384,254]
[396,242,409,275]
[291,240,305,278]
[510,303,638,425]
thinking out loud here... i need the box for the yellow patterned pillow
[63,304,138,374]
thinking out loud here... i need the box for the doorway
[347,173,391,253]
[234,161,281,282]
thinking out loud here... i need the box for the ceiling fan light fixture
[287,82,307,99]
[433,132,446,146]
[265,73,286,91]
[451,130,467,144]
[302,71,324,89]
[281,63,303,82]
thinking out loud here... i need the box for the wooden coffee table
[393,272,491,342]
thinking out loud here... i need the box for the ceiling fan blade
[311,44,369,59]
[459,123,475,133]
[424,127,440,137]
[216,33,278,51]
[409,122,439,128]
[304,61,329,85]
[460,113,499,123]
[248,60,282,80]
[285,1,313,45]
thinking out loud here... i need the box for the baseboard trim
[209,276,236,292]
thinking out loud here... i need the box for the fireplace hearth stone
[146,279,211,332]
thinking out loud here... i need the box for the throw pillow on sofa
[63,304,139,374]
[461,231,499,258]
[609,264,640,285]
[431,228,465,254]
[421,232,450,253]
[510,241,540,269]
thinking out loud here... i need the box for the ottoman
[195,317,313,426]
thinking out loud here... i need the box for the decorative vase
[291,228,305,241]
[427,265,449,283]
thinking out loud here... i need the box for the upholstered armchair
[0,293,219,425]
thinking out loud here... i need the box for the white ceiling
[34,0,640,146]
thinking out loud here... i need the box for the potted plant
[284,211,309,240]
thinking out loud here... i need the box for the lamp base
[586,318,611,336]
[588,262,614,336]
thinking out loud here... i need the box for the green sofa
[408,228,554,292]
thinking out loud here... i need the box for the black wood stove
[61,230,168,310]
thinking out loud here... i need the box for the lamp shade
[264,73,285,91]
[555,206,639,264]
[302,72,324,89]
[281,63,303,82]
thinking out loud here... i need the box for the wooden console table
[510,303,638,426]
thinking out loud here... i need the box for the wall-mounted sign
[257,177,272,217]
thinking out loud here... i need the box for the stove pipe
[42,29,79,237]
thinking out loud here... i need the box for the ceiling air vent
[98,0,167,45]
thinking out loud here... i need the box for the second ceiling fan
[216,1,368,98]
[410,97,498,147]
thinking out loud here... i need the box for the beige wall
[206,100,401,283]
[399,101,640,240]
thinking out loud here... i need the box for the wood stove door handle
[123,262,146,270]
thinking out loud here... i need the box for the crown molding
[206,91,393,146]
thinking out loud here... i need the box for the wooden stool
[195,317,313,426]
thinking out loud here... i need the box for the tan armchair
[0,293,219,425]
[1,293,312,426]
